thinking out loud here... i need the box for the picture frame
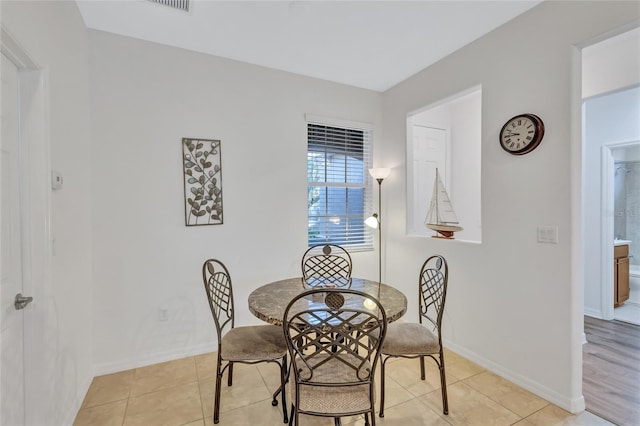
[182,138,223,226]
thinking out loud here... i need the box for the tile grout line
[395,387,455,426]
[196,355,208,425]
[257,363,288,419]
[120,397,129,426]
[120,369,135,426]
[460,374,551,422]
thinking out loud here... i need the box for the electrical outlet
[537,225,558,244]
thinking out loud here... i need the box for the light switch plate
[537,225,558,244]
[51,171,63,190]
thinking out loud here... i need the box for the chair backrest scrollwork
[283,289,386,384]
[202,259,235,346]
[301,244,352,286]
[418,254,448,337]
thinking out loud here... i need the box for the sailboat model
[424,169,463,239]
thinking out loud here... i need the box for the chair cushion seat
[221,325,287,361]
[381,322,440,356]
[289,354,374,415]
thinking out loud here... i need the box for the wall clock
[499,113,545,155]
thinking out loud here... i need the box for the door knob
[15,293,33,310]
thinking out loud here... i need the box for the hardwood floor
[583,315,640,426]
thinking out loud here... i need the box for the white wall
[88,31,382,373]
[448,91,482,243]
[1,1,94,424]
[582,27,640,99]
[380,1,640,413]
[614,145,640,161]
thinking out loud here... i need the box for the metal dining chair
[283,288,387,426]
[202,258,288,424]
[301,244,352,287]
[378,254,449,417]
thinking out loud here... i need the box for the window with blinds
[307,120,373,250]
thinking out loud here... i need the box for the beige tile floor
[74,349,612,426]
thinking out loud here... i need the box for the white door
[411,125,448,232]
[1,51,28,426]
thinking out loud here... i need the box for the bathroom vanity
[614,240,631,307]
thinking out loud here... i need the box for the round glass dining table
[248,277,407,326]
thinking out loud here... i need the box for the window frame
[306,114,374,251]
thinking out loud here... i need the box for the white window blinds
[307,117,373,250]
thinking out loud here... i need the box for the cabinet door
[617,257,630,303]
[614,259,619,306]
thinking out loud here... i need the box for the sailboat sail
[424,169,462,238]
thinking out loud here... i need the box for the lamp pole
[376,177,383,284]
[367,167,389,284]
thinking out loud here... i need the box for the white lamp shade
[369,168,390,180]
[365,214,379,229]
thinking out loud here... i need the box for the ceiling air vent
[146,0,190,12]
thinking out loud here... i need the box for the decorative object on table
[499,113,545,155]
[202,259,288,424]
[182,138,223,226]
[301,243,352,287]
[283,288,387,426]
[424,168,463,239]
[379,254,449,417]
[365,168,391,283]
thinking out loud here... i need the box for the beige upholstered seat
[379,255,449,417]
[291,354,373,414]
[220,325,288,360]
[202,259,288,424]
[382,322,440,355]
[283,289,386,426]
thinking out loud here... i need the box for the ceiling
[76,0,542,92]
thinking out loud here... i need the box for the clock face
[499,114,544,155]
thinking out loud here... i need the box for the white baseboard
[63,374,94,425]
[583,307,602,319]
[93,342,218,376]
[443,339,585,414]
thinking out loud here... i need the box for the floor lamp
[365,168,390,284]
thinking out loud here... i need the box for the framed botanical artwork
[182,138,223,226]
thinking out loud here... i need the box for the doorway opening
[580,25,640,425]
[593,139,640,323]
[610,142,640,325]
